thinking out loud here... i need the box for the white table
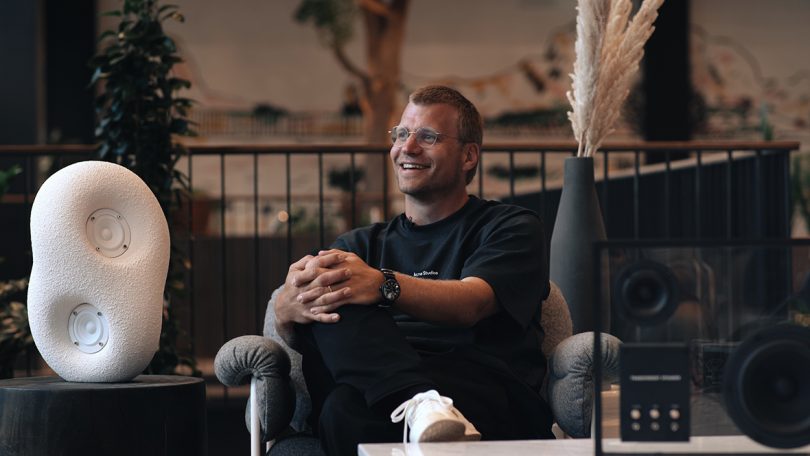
[359,435,810,456]
[359,439,591,456]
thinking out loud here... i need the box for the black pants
[297,304,554,456]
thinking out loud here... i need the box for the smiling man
[274,85,554,455]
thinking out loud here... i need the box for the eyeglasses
[388,126,461,147]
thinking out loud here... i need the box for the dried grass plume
[567,0,665,157]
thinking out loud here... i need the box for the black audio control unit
[620,343,690,442]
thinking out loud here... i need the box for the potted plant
[0,165,32,379]
[90,0,197,375]
[0,279,31,379]
[551,0,663,334]
[329,165,366,230]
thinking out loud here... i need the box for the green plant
[487,164,540,181]
[0,166,22,196]
[0,279,32,379]
[0,167,31,379]
[791,153,810,234]
[328,165,365,192]
[90,0,198,376]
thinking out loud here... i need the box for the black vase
[550,156,609,334]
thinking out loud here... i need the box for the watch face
[382,279,400,301]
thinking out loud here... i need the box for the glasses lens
[416,128,439,146]
[391,126,408,144]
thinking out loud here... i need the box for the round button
[631,422,641,431]
[669,408,681,420]
[649,408,661,419]
[630,408,641,420]
[650,422,660,431]
[671,422,680,432]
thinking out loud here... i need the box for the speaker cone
[86,208,131,258]
[723,324,810,449]
[68,303,109,354]
[614,259,679,326]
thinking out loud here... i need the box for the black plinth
[0,375,207,456]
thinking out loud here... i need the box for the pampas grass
[567,0,665,157]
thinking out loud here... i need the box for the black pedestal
[0,375,207,456]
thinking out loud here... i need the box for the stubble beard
[397,171,466,204]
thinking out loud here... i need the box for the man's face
[390,102,472,201]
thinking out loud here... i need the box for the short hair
[409,85,483,184]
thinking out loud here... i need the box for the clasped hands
[275,249,384,327]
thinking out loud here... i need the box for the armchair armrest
[547,332,621,438]
[215,335,296,442]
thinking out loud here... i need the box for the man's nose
[400,132,421,153]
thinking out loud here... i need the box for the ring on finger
[327,285,333,293]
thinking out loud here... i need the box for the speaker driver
[613,259,679,326]
[86,208,131,258]
[723,324,810,449]
[68,303,109,354]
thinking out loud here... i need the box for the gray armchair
[215,282,620,455]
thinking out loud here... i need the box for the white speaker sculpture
[28,161,169,382]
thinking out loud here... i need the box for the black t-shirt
[331,195,550,390]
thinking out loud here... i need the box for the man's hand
[274,252,352,344]
[295,249,384,315]
[304,251,498,328]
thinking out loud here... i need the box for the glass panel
[594,240,810,454]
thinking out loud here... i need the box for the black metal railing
[0,140,800,393]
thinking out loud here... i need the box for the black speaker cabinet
[593,240,810,455]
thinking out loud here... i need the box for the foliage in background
[0,165,22,196]
[0,279,31,379]
[90,0,198,376]
[791,153,810,235]
[0,167,32,379]
[328,165,365,192]
[487,164,540,181]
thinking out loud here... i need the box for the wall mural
[690,25,810,143]
[149,1,808,148]
[144,0,808,235]
[175,21,630,142]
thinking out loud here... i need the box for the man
[274,85,553,455]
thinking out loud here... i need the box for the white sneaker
[390,390,482,443]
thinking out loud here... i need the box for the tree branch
[356,0,394,18]
[332,42,370,86]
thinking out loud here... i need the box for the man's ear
[463,143,480,173]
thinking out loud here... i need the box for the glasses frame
[388,126,463,147]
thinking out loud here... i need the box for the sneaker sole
[461,430,482,441]
[417,419,467,442]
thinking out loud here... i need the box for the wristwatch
[378,268,400,308]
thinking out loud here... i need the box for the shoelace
[390,390,453,443]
